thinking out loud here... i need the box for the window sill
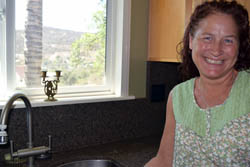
[0,94,135,109]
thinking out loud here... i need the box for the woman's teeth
[205,58,223,64]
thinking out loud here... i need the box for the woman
[145,1,250,166]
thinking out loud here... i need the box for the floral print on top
[173,113,249,167]
[172,71,250,167]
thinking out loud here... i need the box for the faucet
[0,93,51,167]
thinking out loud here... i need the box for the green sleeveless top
[172,70,250,167]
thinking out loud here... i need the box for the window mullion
[112,0,131,97]
[105,0,113,93]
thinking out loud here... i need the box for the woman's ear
[189,34,193,50]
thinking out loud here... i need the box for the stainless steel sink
[57,159,123,167]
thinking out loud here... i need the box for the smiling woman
[189,13,239,81]
[145,1,250,167]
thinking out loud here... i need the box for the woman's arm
[144,91,176,167]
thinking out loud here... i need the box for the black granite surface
[0,136,160,167]
[0,99,165,162]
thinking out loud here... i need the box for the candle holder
[41,70,61,101]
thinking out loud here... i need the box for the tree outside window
[16,0,106,88]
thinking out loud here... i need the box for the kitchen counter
[0,136,160,167]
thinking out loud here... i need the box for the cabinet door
[148,0,185,62]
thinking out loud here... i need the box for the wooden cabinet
[148,0,250,63]
[148,0,186,62]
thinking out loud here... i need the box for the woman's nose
[211,41,223,56]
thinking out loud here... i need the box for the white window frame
[0,0,133,106]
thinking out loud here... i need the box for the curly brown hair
[178,0,250,81]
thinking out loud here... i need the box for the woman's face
[189,13,239,80]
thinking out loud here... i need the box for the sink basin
[57,159,123,167]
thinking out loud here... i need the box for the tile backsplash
[0,99,165,159]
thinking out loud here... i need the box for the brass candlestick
[41,70,61,101]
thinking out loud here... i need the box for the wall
[129,0,149,98]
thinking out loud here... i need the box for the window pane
[16,0,107,89]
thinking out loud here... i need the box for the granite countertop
[0,136,160,167]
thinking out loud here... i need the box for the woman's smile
[205,57,223,65]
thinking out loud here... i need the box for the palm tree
[24,0,43,87]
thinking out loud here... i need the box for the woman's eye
[224,38,233,44]
[203,36,212,41]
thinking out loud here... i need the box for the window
[0,0,131,103]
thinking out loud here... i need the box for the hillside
[16,27,84,54]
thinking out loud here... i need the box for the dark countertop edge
[0,135,161,167]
